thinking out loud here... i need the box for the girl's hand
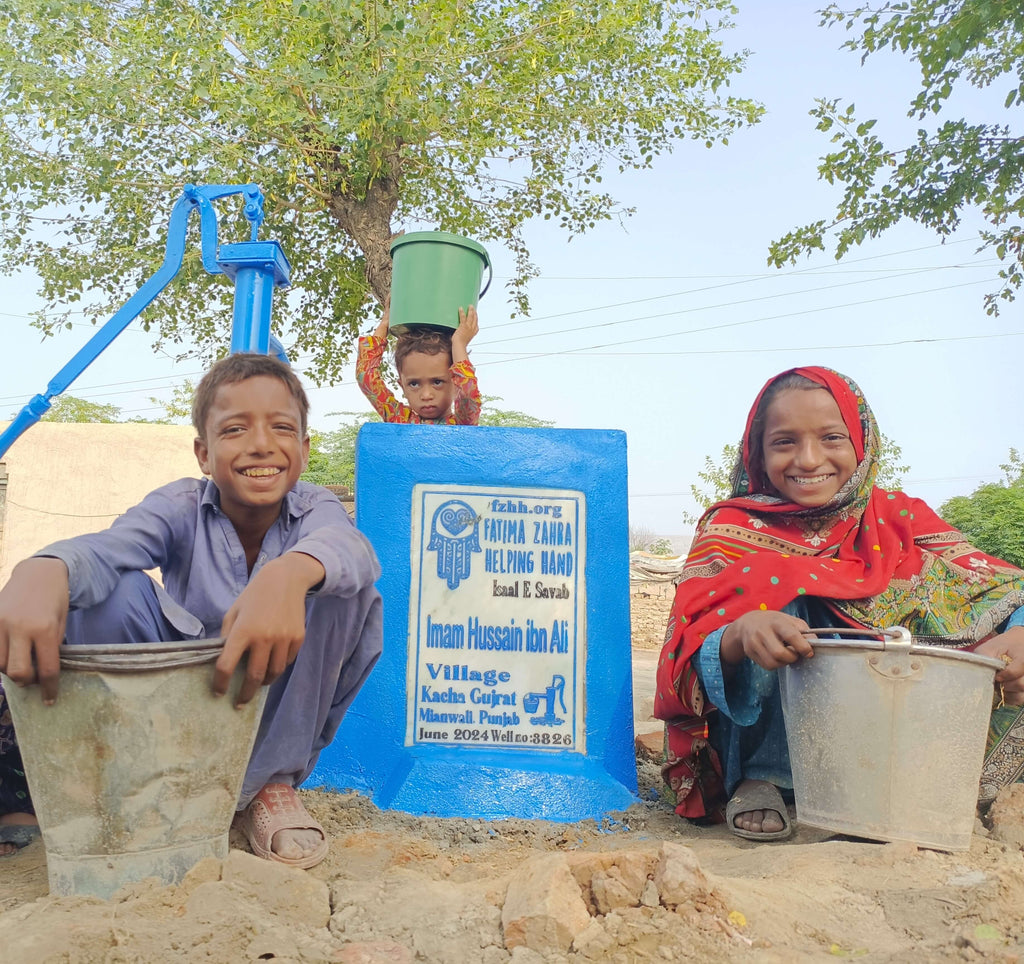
[720,610,815,671]
[976,626,1024,706]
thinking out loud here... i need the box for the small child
[356,303,481,424]
[0,353,383,867]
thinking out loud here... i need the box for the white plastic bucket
[779,626,1002,852]
[3,639,266,897]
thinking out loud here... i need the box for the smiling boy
[0,353,382,867]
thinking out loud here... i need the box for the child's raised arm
[371,300,390,341]
[451,305,479,365]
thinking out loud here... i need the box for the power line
[484,329,1024,357]
[479,262,983,346]
[484,238,990,329]
[529,265,995,280]
[476,276,995,365]
[6,498,121,519]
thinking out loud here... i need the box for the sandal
[726,780,793,841]
[239,784,329,869]
[0,824,41,850]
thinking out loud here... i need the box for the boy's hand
[214,553,326,706]
[0,557,70,705]
[451,305,479,363]
[371,300,390,340]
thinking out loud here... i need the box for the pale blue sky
[0,3,1018,536]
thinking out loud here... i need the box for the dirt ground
[3,584,1024,963]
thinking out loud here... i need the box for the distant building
[0,422,199,586]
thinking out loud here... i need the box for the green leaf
[0,0,763,381]
[775,2,1024,315]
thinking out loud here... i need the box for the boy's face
[194,375,309,524]
[398,351,455,420]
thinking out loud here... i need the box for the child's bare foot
[271,826,325,862]
[238,783,329,869]
[726,779,793,840]
[733,805,786,835]
[0,812,40,858]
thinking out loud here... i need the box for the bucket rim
[797,637,1004,671]
[389,230,490,263]
[53,637,225,672]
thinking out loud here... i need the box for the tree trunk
[327,147,402,306]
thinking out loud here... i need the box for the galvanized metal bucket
[779,626,1002,852]
[3,639,266,897]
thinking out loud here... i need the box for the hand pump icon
[523,674,567,726]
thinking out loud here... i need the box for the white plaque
[407,484,586,752]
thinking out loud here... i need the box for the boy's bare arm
[214,551,326,706]
[0,557,70,704]
[450,305,479,365]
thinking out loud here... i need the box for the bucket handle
[479,253,492,299]
[802,625,913,651]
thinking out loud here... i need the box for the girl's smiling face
[761,387,858,507]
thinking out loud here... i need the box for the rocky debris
[0,850,347,963]
[501,843,720,956]
[653,842,711,907]
[501,854,592,953]
[987,783,1024,849]
[329,866,506,962]
[221,849,331,927]
[635,729,664,763]
[335,941,416,963]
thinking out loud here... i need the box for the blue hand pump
[0,183,291,459]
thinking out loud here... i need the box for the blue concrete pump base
[308,424,638,823]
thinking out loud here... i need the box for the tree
[477,397,554,429]
[877,432,911,491]
[682,441,739,525]
[682,433,911,524]
[141,381,197,425]
[628,524,672,555]
[769,1,1024,314]
[0,0,761,384]
[302,414,380,488]
[33,395,122,423]
[940,449,1024,568]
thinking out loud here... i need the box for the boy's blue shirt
[35,478,381,639]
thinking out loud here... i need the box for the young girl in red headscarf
[655,366,1024,839]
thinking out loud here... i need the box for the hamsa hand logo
[427,500,481,590]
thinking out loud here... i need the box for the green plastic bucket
[389,230,491,334]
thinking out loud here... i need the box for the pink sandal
[240,783,329,869]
